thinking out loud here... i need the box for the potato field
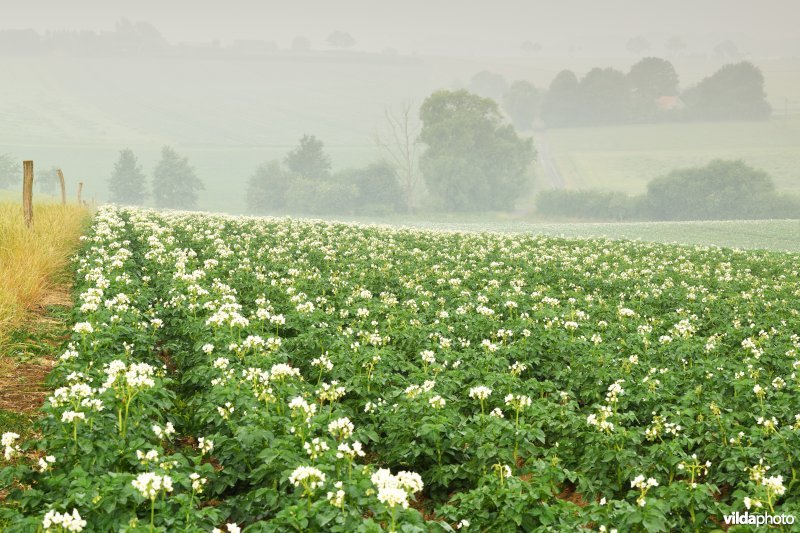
[2,206,800,532]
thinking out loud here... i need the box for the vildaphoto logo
[723,512,795,526]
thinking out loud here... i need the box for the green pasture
[545,117,800,193]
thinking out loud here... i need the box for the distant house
[656,95,686,111]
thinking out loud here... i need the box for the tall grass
[0,202,89,343]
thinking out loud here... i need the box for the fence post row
[23,160,34,228]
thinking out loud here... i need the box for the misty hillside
[2,52,800,212]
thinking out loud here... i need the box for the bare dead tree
[375,102,421,212]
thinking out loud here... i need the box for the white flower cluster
[371,468,424,509]
[131,472,174,499]
[270,363,301,381]
[756,416,779,433]
[49,381,95,408]
[37,455,56,472]
[304,437,330,460]
[60,347,80,361]
[336,441,366,460]
[605,380,625,404]
[763,475,786,496]
[632,476,659,489]
[152,422,176,439]
[72,322,94,334]
[328,417,354,440]
[429,395,446,409]
[190,472,207,493]
[311,353,334,372]
[405,380,436,399]
[136,449,159,464]
[587,405,615,433]
[42,508,86,532]
[289,396,318,423]
[468,386,492,400]
[2,432,21,461]
[480,339,498,352]
[198,437,214,455]
[508,361,527,375]
[327,481,345,507]
[289,465,326,490]
[61,411,86,424]
[631,475,659,507]
[504,394,532,410]
[317,381,346,403]
[103,360,156,390]
[420,350,436,365]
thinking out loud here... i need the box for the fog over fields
[0,1,798,217]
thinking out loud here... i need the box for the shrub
[284,178,358,215]
[334,161,403,215]
[535,189,642,220]
[246,160,290,213]
[645,160,778,220]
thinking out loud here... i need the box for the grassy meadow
[543,116,800,194]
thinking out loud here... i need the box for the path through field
[533,129,572,189]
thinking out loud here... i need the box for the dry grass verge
[0,201,89,344]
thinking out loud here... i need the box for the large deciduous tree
[540,69,580,127]
[419,90,535,212]
[682,62,771,120]
[628,57,679,99]
[577,67,632,125]
[628,57,680,121]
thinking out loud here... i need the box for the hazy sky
[2,0,799,56]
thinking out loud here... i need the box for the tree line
[535,160,800,221]
[30,87,529,216]
[91,89,534,215]
[472,58,772,130]
[8,63,780,218]
[246,91,535,215]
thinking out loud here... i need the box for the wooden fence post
[23,160,33,228]
[57,169,66,205]
[77,181,83,205]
